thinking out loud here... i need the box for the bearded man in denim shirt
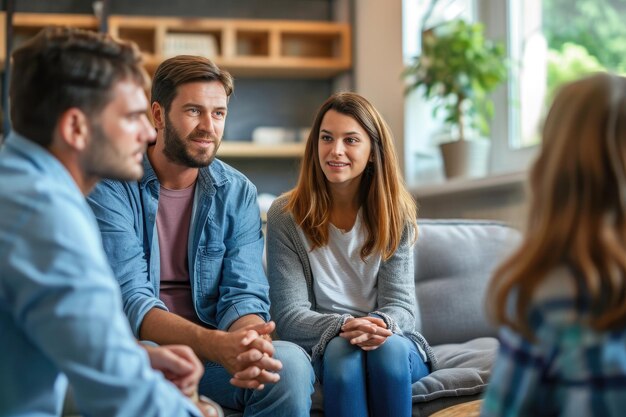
[88,55,314,417]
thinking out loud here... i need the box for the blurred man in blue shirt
[0,27,222,417]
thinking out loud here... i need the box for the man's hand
[228,314,273,342]
[340,316,393,351]
[139,309,281,391]
[209,320,282,390]
[143,344,204,397]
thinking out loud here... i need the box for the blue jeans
[315,335,430,417]
[199,340,314,417]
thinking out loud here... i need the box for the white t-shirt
[297,211,382,316]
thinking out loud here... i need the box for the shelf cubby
[0,13,99,65]
[107,16,351,78]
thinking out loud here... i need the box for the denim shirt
[87,154,270,337]
[0,133,200,417]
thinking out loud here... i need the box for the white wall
[353,0,406,174]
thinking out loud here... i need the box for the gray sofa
[225,218,521,416]
[65,219,520,416]
[407,219,520,415]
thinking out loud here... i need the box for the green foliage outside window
[543,0,626,102]
[546,43,605,103]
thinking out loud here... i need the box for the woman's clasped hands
[340,316,393,351]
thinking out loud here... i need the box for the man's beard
[83,122,145,182]
[163,114,219,168]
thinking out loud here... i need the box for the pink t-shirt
[156,183,204,326]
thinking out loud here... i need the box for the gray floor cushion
[411,337,497,416]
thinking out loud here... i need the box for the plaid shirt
[481,267,626,417]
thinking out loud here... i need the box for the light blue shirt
[87,153,270,336]
[0,133,200,417]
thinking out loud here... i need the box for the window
[404,0,626,184]
[509,0,626,148]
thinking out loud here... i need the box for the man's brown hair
[151,55,234,112]
[10,26,147,147]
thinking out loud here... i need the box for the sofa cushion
[411,337,498,416]
[414,220,521,345]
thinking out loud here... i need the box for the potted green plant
[404,19,507,179]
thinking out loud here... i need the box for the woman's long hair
[285,92,417,261]
[489,73,626,337]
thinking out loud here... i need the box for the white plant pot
[439,140,491,179]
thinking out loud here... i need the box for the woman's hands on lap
[340,316,393,350]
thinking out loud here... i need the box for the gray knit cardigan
[266,195,438,368]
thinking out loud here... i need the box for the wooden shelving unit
[0,12,350,161]
[108,16,351,77]
[0,12,351,79]
[219,142,305,158]
[0,13,99,65]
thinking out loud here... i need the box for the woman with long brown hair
[266,92,435,417]
[481,73,626,416]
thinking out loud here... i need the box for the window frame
[479,0,539,174]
